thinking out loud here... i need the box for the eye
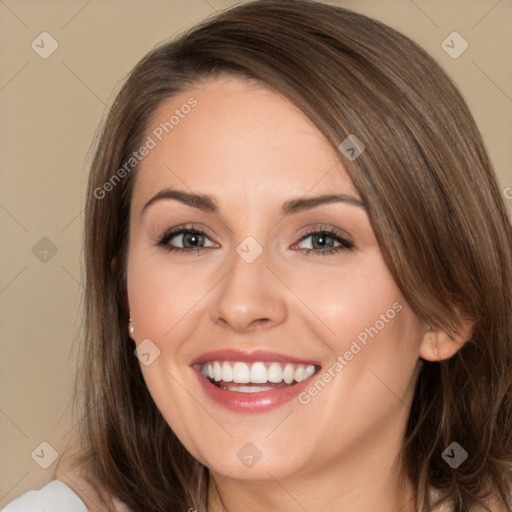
[293,228,354,255]
[155,225,354,256]
[155,227,217,254]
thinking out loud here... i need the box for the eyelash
[155,226,354,256]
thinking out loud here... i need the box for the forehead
[132,75,359,211]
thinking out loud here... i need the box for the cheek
[128,262,182,333]
[287,258,424,417]
[126,244,221,357]
[288,257,411,354]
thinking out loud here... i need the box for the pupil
[184,233,202,248]
[313,234,332,249]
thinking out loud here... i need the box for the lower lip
[193,367,318,413]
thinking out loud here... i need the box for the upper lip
[189,349,321,367]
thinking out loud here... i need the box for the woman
[4,0,511,510]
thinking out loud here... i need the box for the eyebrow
[141,188,366,217]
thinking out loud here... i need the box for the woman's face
[126,75,427,482]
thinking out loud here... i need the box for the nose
[209,244,288,333]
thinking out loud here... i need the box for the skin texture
[123,75,468,512]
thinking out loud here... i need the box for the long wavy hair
[62,0,512,510]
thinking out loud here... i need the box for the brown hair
[64,0,512,510]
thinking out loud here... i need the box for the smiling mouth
[197,360,319,393]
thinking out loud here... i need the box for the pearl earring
[128,313,134,334]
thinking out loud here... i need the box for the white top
[2,480,508,511]
[2,480,87,512]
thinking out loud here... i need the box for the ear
[419,312,474,362]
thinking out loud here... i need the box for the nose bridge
[209,235,287,332]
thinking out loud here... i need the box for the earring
[128,313,134,335]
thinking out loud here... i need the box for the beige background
[1,0,511,506]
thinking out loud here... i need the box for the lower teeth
[212,381,293,393]
[224,385,275,393]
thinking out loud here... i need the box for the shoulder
[55,458,131,512]
[2,480,88,512]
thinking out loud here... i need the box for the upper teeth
[200,361,316,384]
